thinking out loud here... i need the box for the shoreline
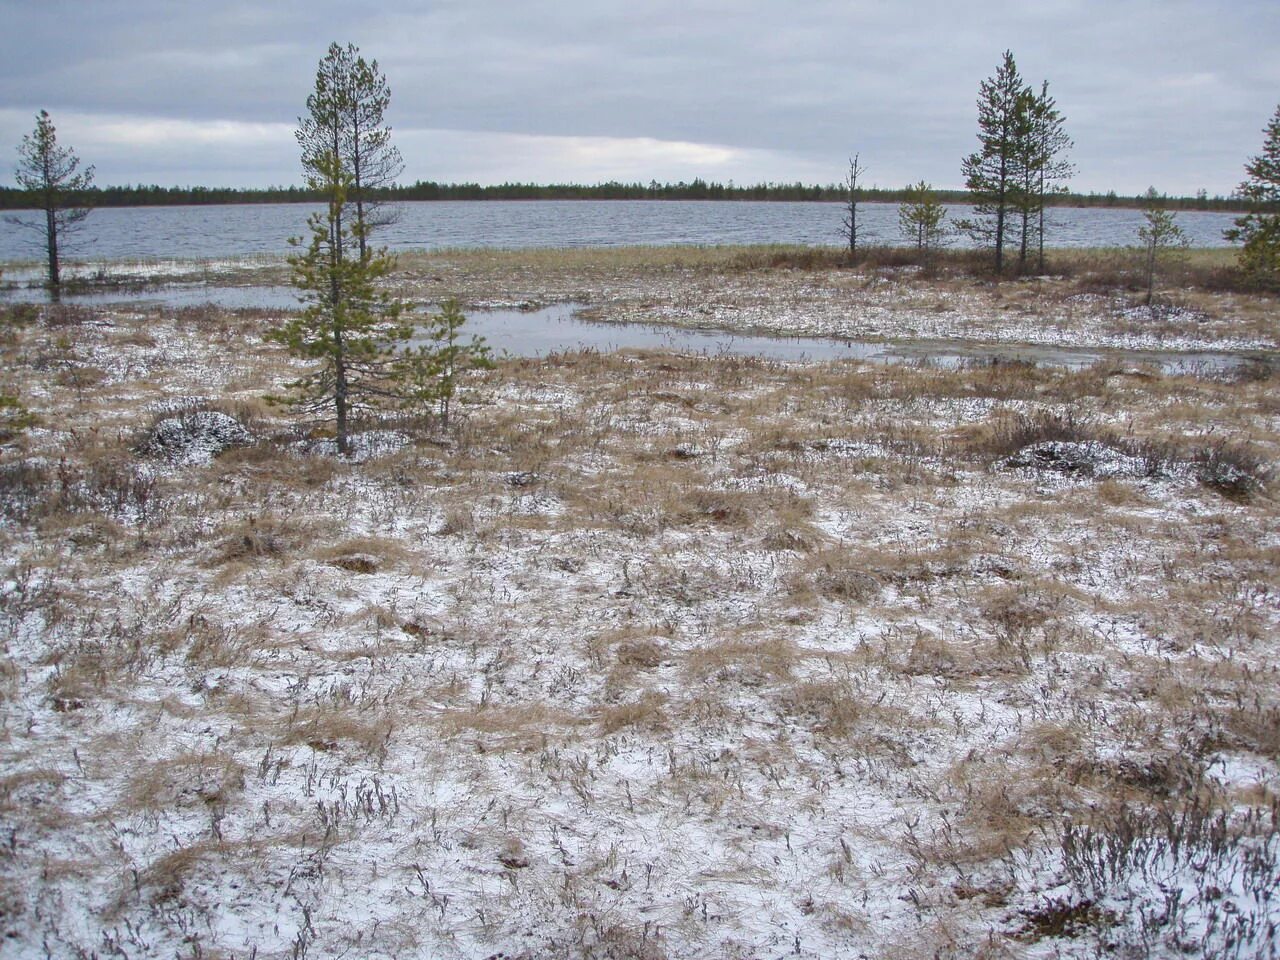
[4,245,1275,357]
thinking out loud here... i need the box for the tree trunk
[1037,168,1047,272]
[45,202,59,292]
[994,197,1005,274]
[352,131,367,263]
[335,344,350,454]
[994,142,1008,274]
[1145,241,1156,306]
[1019,206,1030,272]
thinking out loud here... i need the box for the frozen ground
[0,275,1277,958]
[389,247,1280,355]
[7,246,1276,357]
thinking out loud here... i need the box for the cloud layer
[1,1,1277,193]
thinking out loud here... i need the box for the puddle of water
[443,304,894,362]
[0,283,1255,374]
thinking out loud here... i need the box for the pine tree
[8,111,94,293]
[397,299,493,431]
[1029,81,1074,271]
[960,51,1027,274]
[1137,187,1189,306]
[897,181,948,265]
[1011,83,1073,273]
[269,152,409,454]
[1011,85,1040,271]
[1225,104,1280,287]
[278,44,490,450]
[296,42,403,263]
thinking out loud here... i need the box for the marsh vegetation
[0,246,1275,956]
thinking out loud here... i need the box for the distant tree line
[0,179,1255,211]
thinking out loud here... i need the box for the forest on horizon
[0,178,1254,212]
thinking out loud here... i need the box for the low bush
[1192,441,1272,499]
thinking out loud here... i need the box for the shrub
[0,393,36,442]
[1192,441,1271,499]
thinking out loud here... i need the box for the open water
[0,200,1242,263]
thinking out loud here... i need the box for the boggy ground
[390,246,1279,355]
[22,244,1280,356]
[0,281,1278,959]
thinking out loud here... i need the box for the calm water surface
[0,283,1248,373]
[0,200,1242,263]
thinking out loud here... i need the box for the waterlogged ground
[0,266,1278,959]
[5,246,1277,358]
[394,247,1277,356]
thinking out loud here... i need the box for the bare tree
[841,154,866,256]
[8,110,94,294]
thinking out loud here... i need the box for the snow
[0,283,1276,959]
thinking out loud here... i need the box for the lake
[0,200,1242,263]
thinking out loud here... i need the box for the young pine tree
[398,299,492,432]
[8,111,94,293]
[897,181,948,267]
[1137,187,1190,307]
[270,153,409,454]
[1029,81,1073,271]
[961,51,1027,274]
[1225,104,1280,288]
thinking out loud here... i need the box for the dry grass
[0,268,1275,960]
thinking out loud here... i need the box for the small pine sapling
[897,181,948,269]
[0,392,36,443]
[398,299,492,431]
[1137,187,1190,306]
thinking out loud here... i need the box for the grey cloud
[1,0,1277,192]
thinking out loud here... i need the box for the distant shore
[0,182,1258,212]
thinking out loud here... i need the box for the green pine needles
[1225,104,1280,288]
[9,110,94,293]
[269,154,410,454]
[897,181,948,266]
[397,299,493,432]
[1137,187,1190,306]
[960,51,1073,275]
[270,157,491,451]
[0,391,36,443]
[270,44,490,454]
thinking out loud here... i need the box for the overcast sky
[1,0,1276,195]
